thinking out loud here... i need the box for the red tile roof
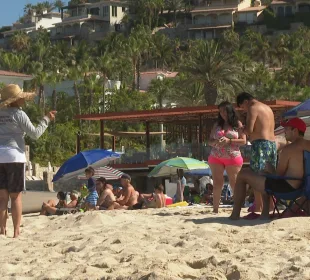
[0,70,32,78]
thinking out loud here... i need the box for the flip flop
[243,212,260,220]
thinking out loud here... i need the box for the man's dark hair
[85,166,95,175]
[236,92,254,107]
[299,131,305,137]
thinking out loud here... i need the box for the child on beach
[82,167,99,210]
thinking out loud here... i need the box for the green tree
[182,40,244,105]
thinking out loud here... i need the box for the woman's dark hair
[217,101,239,129]
[96,177,106,184]
[236,92,254,107]
[57,191,66,201]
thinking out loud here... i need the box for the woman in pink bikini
[208,101,246,213]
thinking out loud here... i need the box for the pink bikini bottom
[208,155,243,167]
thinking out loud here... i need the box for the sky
[0,1,69,27]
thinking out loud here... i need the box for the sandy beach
[1,207,310,280]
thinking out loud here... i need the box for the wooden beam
[112,136,116,152]
[198,114,203,160]
[100,120,105,149]
[146,122,150,160]
[76,131,81,154]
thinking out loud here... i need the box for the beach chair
[265,150,310,217]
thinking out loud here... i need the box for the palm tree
[68,67,83,127]
[24,4,34,15]
[151,33,174,70]
[0,52,28,73]
[54,0,65,12]
[165,0,185,26]
[182,40,244,105]
[10,31,31,52]
[148,78,174,108]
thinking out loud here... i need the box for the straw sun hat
[0,84,36,108]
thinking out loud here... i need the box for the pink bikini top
[210,126,241,159]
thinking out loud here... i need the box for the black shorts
[0,163,25,193]
[265,177,298,193]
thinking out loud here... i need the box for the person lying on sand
[230,118,310,220]
[110,174,138,210]
[40,191,79,216]
[96,178,116,210]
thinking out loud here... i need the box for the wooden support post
[146,122,150,160]
[112,136,116,152]
[100,120,105,149]
[76,131,81,154]
[198,114,203,160]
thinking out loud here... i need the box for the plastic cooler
[165,196,173,205]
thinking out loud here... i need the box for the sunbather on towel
[40,191,79,215]
[110,174,138,210]
[230,117,310,220]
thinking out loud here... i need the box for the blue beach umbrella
[52,149,120,182]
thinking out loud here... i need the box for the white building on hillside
[0,70,33,89]
[50,0,128,45]
[1,11,62,38]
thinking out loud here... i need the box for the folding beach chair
[265,150,310,217]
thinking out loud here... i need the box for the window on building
[103,6,109,16]
[112,6,118,17]
[122,7,126,12]
[90,7,100,16]
[277,7,285,17]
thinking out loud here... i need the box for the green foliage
[3,14,310,165]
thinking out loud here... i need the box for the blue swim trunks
[85,191,99,206]
[250,139,277,172]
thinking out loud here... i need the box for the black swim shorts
[0,163,25,193]
[265,177,299,193]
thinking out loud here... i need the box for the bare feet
[229,214,240,220]
[259,214,270,220]
[13,229,20,238]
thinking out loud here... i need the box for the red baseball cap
[281,117,307,133]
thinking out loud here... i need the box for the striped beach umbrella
[148,157,209,177]
[78,166,124,180]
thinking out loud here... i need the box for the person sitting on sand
[81,167,99,211]
[96,177,113,197]
[96,178,116,210]
[139,184,166,209]
[110,174,138,210]
[40,191,66,215]
[113,186,123,199]
[230,118,310,220]
[40,191,79,216]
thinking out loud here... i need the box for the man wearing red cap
[230,117,309,220]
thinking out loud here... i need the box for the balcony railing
[118,143,252,164]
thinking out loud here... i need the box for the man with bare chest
[236,92,277,215]
[230,117,308,220]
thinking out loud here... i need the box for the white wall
[237,0,252,10]
[35,17,62,30]
[0,76,29,89]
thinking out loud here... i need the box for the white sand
[1,207,310,280]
